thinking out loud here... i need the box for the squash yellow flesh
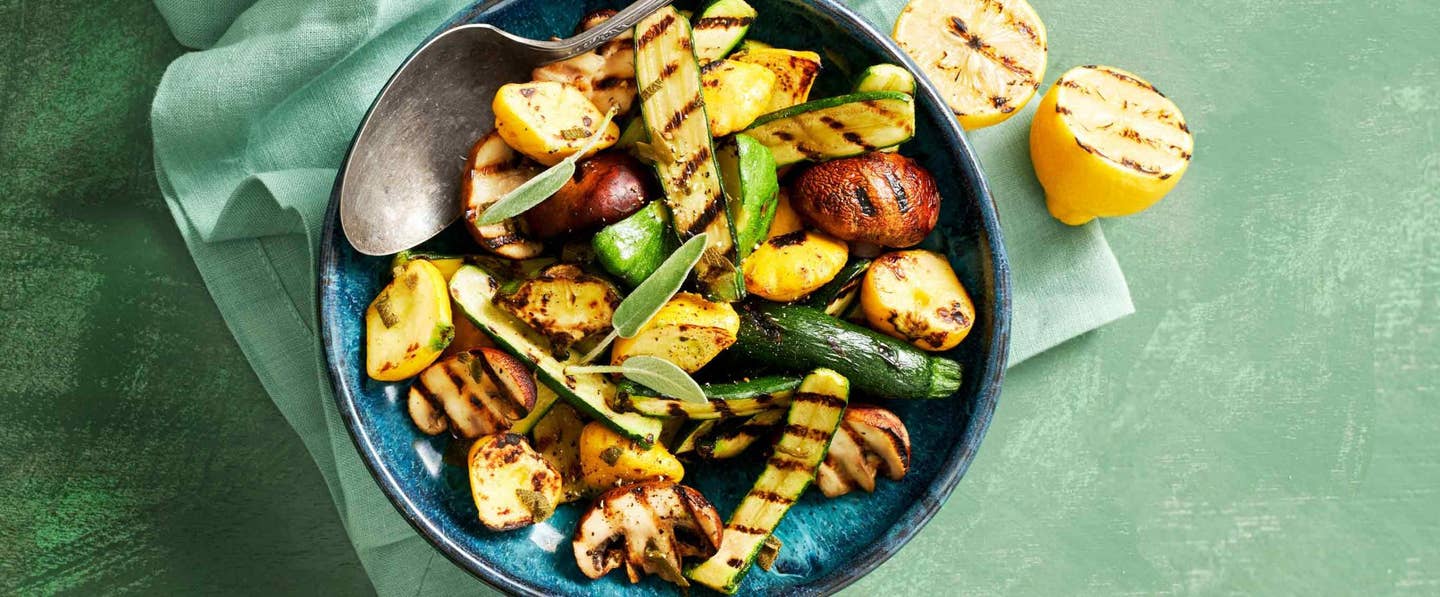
[700,60,777,136]
[611,292,739,373]
[731,48,821,112]
[861,249,974,351]
[493,81,619,166]
[365,259,453,381]
[742,230,849,302]
[578,421,685,490]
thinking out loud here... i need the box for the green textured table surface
[2,0,1436,594]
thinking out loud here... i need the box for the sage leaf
[613,233,708,337]
[476,108,617,225]
[614,356,706,404]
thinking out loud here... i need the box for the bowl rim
[318,0,1012,594]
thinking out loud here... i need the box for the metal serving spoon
[340,0,673,256]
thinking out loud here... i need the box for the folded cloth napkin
[151,0,1133,593]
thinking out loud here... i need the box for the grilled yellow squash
[493,81,619,165]
[611,292,740,373]
[861,249,975,351]
[578,421,685,490]
[468,434,563,531]
[700,59,778,136]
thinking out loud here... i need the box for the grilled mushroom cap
[406,348,537,438]
[572,481,724,585]
[790,152,941,248]
[815,405,911,498]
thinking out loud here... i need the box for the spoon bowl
[339,0,672,256]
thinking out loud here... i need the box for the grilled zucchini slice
[619,375,801,420]
[450,264,664,444]
[695,409,785,460]
[530,402,589,502]
[854,63,917,95]
[634,7,743,301]
[691,0,757,63]
[685,369,849,593]
[743,91,916,166]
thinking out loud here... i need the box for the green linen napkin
[150,0,1132,593]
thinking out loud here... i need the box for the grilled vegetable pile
[361,3,981,593]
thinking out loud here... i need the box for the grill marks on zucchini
[621,375,801,420]
[685,369,849,593]
[691,0,757,63]
[732,302,962,399]
[743,91,916,166]
[450,265,663,444]
[635,7,742,301]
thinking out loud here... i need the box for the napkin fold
[150,0,1132,593]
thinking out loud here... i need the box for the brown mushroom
[790,152,940,248]
[406,348,538,438]
[815,405,912,498]
[572,481,724,586]
[522,151,656,239]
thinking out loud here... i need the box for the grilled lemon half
[1030,65,1194,225]
[892,0,1048,130]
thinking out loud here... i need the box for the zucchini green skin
[803,258,872,316]
[691,0,756,63]
[696,409,784,459]
[717,134,779,260]
[731,302,962,399]
[854,63,917,95]
[672,420,717,454]
[508,384,559,435]
[634,7,744,301]
[449,265,663,444]
[593,202,676,288]
[617,374,801,419]
[686,368,849,593]
[743,90,916,166]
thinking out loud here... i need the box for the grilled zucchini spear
[743,90,916,167]
[634,7,744,301]
[686,369,849,593]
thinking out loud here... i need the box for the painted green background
[1,0,1435,594]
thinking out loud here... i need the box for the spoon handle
[539,0,675,60]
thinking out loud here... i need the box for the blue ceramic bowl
[320,0,1011,594]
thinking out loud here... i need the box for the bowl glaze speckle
[320,0,1011,594]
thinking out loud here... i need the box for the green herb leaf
[613,233,708,337]
[573,232,708,364]
[599,446,624,466]
[514,488,554,521]
[476,108,618,225]
[613,356,706,404]
[757,535,783,571]
[374,290,399,328]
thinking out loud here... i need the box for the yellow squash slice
[1030,65,1194,225]
[493,81,619,166]
[730,48,821,112]
[365,259,453,381]
[892,0,1047,130]
[468,434,563,531]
